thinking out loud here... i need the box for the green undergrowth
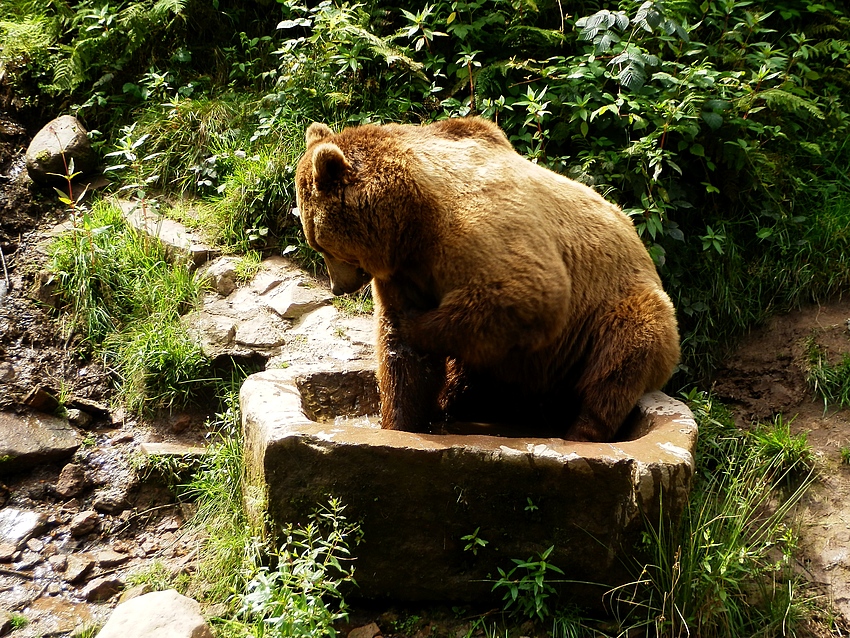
[49,198,210,412]
[604,391,821,638]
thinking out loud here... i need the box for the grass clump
[610,391,819,638]
[49,198,209,412]
[805,336,850,409]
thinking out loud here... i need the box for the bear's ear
[312,143,351,192]
[305,123,333,148]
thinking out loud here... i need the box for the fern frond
[759,88,824,119]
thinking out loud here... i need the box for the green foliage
[805,335,850,408]
[492,545,565,622]
[183,385,267,611]
[8,612,29,629]
[610,390,818,637]
[49,199,209,412]
[240,497,360,638]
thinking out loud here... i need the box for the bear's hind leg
[566,287,679,442]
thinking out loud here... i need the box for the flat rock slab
[0,411,81,475]
[118,199,219,268]
[242,366,697,606]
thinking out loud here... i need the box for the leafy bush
[240,498,360,638]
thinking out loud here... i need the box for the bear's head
[295,123,376,296]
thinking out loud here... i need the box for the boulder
[25,115,97,184]
[241,365,698,607]
[95,589,214,638]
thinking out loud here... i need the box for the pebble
[55,463,89,498]
[97,549,129,568]
[26,537,44,552]
[69,510,100,537]
[64,554,94,583]
[0,542,16,562]
[82,575,123,602]
[48,553,68,571]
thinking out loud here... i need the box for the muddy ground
[2,106,850,636]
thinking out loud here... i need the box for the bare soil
[712,301,850,620]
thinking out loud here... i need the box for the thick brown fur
[295,117,680,442]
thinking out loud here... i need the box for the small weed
[492,545,563,622]
[805,336,850,409]
[841,447,850,465]
[234,250,263,283]
[749,415,816,478]
[240,497,361,637]
[461,527,488,556]
[333,326,348,339]
[125,559,188,593]
[72,625,101,638]
[9,612,29,629]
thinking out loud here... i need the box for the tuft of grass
[608,390,818,638]
[49,199,210,412]
[805,336,850,409]
[841,447,850,465]
[331,289,374,316]
[749,415,816,478]
[181,385,267,612]
[8,612,29,629]
[125,559,189,593]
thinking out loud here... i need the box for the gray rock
[0,508,47,549]
[97,549,129,568]
[65,553,94,583]
[263,277,330,319]
[25,115,97,184]
[234,314,287,348]
[22,385,60,412]
[198,256,240,296]
[66,408,93,428]
[242,366,697,607]
[95,589,214,638]
[93,488,131,514]
[0,411,81,475]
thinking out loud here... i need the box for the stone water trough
[241,364,697,606]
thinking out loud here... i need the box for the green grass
[49,198,210,413]
[806,336,850,409]
[606,391,819,638]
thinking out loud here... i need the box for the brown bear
[295,117,680,442]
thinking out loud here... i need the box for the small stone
[65,408,93,428]
[118,583,151,604]
[47,582,62,595]
[25,537,44,552]
[82,575,123,602]
[64,554,94,583]
[15,549,41,570]
[97,549,129,568]
[0,361,15,382]
[0,508,47,548]
[93,489,130,514]
[23,385,60,412]
[0,542,16,561]
[69,510,99,537]
[348,622,382,638]
[110,431,134,444]
[55,462,89,498]
[48,553,68,571]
